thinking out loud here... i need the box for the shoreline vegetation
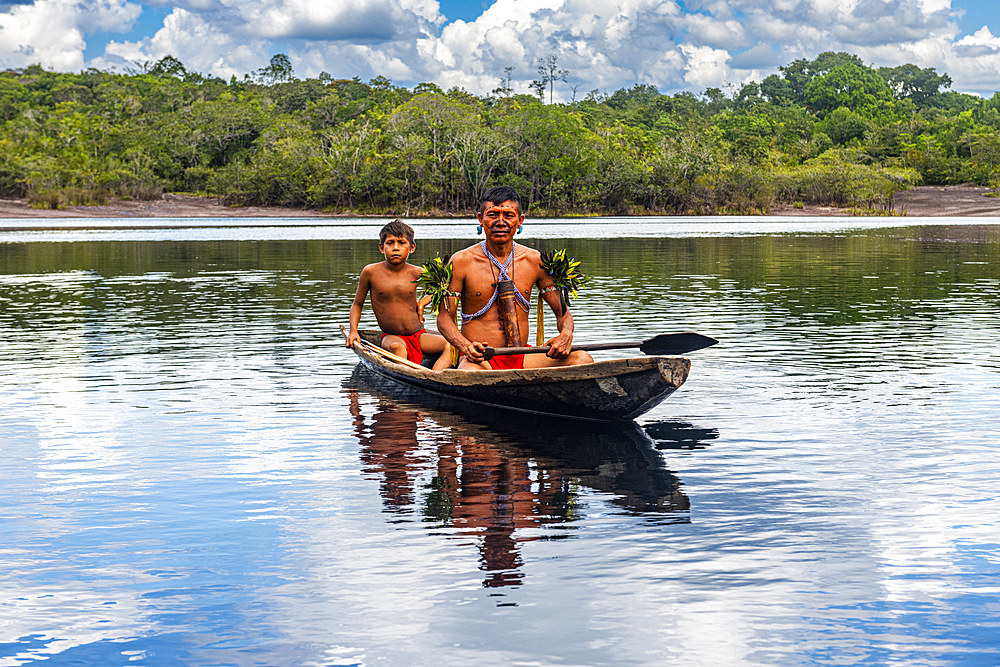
[6,52,1000,218]
[4,185,1000,218]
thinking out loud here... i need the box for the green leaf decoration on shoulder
[413,253,453,314]
[540,248,588,310]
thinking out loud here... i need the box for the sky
[2,0,1000,99]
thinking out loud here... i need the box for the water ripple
[1,225,998,665]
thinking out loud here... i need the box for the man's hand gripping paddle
[482,332,719,361]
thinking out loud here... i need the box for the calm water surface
[1,218,998,666]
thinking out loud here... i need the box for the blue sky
[6,0,1000,98]
[438,0,496,24]
[954,0,1000,34]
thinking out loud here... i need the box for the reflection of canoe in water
[347,366,700,588]
[347,365,698,516]
[350,329,691,422]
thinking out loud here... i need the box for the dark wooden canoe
[349,329,690,422]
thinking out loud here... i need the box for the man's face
[379,235,413,265]
[477,200,523,242]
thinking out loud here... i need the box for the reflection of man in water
[433,437,569,587]
[349,391,568,587]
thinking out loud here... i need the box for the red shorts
[382,329,425,364]
[489,354,524,370]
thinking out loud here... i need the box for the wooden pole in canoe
[340,324,429,371]
[448,295,460,368]
[536,293,544,346]
[359,337,429,371]
[495,279,522,347]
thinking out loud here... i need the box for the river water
[1,217,998,666]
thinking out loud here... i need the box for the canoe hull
[351,330,690,422]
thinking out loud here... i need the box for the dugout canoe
[348,329,691,422]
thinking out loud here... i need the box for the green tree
[760,74,795,104]
[701,87,730,114]
[492,67,515,98]
[713,112,775,164]
[531,55,568,104]
[255,54,295,85]
[804,63,893,114]
[734,82,763,111]
[149,55,188,79]
[878,64,951,108]
[780,52,865,103]
[818,107,869,145]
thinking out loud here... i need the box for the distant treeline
[3,51,998,215]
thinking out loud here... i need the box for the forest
[2,51,998,216]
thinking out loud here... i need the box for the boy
[346,219,451,371]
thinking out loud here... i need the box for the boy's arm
[416,294,432,323]
[346,268,371,348]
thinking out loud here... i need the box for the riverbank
[3,185,1000,218]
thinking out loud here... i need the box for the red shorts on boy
[382,329,425,364]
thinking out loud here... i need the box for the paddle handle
[483,341,641,360]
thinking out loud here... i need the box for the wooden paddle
[340,324,429,371]
[482,332,718,361]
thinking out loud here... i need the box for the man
[437,186,593,370]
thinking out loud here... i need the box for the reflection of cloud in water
[346,367,717,589]
[1,363,155,662]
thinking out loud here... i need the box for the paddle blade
[638,332,718,356]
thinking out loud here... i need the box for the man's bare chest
[463,269,533,302]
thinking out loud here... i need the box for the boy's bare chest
[372,274,417,301]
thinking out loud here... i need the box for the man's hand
[544,331,573,358]
[460,339,487,364]
[346,332,360,348]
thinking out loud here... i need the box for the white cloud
[954,25,1000,55]
[95,8,268,78]
[679,44,732,89]
[92,0,443,80]
[9,0,1000,98]
[0,0,140,70]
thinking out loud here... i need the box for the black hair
[379,219,414,245]
[478,186,523,214]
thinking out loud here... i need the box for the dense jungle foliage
[2,51,997,215]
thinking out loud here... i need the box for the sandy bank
[0,194,336,219]
[3,185,1000,219]
[772,184,1000,217]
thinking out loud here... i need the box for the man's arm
[539,287,575,358]
[537,263,574,358]
[346,268,371,348]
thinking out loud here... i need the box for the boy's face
[379,235,414,265]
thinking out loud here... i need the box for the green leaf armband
[412,254,454,314]
[540,248,588,310]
